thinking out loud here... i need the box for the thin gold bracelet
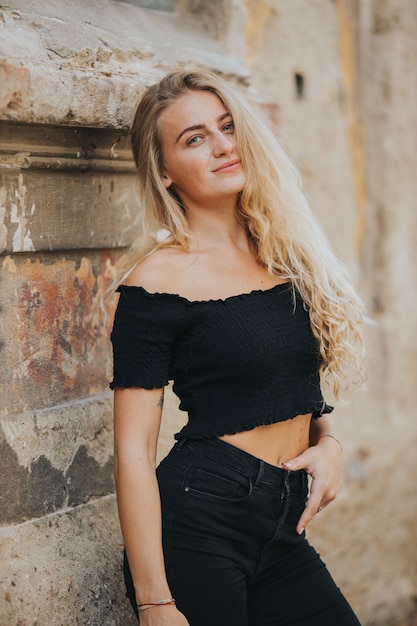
[318,434,343,453]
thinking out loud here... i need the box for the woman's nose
[212,131,234,156]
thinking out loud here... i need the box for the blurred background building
[0,1,416,624]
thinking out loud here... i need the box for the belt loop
[254,460,265,489]
[176,438,187,451]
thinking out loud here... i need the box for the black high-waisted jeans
[124,438,361,625]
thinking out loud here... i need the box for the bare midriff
[218,413,312,467]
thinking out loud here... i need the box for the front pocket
[185,468,252,502]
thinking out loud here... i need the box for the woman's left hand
[282,435,343,535]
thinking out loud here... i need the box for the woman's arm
[114,386,189,625]
[282,414,343,534]
[308,413,341,449]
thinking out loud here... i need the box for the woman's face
[158,89,246,210]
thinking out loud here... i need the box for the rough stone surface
[0,394,114,525]
[0,1,247,128]
[0,496,137,625]
[0,123,138,253]
[0,252,117,415]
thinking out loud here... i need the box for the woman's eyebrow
[175,112,232,143]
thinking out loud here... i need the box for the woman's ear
[162,172,172,189]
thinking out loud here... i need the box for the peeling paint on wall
[1,251,117,415]
[10,174,35,252]
[1,394,114,470]
[0,424,114,525]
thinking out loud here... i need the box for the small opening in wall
[294,72,305,100]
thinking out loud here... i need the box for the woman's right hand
[138,605,190,625]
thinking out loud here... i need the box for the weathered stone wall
[1,1,416,625]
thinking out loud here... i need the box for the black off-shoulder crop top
[110,283,333,439]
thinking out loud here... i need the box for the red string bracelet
[137,598,176,611]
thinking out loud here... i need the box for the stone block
[0,394,114,525]
[0,252,117,415]
[0,2,247,128]
[0,122,139,253]
[0,496,137,625]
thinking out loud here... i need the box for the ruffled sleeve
[311,403,334,419]
[109,285,191,390]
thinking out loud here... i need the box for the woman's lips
[213,159,241,173]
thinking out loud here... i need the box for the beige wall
[0,1,416,624]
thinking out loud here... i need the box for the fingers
[283,443,342,535]
[282,454,325,535]
[282,449,313,472]
[296,489,323,535]
[296,482,338,534]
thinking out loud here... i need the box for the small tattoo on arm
[157,390,164,409]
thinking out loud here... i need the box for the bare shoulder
[124,246,191,293]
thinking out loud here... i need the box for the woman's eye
[187,135,203,146]
[223,121,235,133]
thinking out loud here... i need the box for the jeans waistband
[173,437,306,490]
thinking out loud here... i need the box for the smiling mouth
[213,160,241,173]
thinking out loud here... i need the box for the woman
[110,70,365,625]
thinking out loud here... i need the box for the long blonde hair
[116,69,366,398]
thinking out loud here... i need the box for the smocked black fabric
[110,284,333,439]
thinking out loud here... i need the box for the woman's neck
[186,207,250,253]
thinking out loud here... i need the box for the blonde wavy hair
[115,69,366,399]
